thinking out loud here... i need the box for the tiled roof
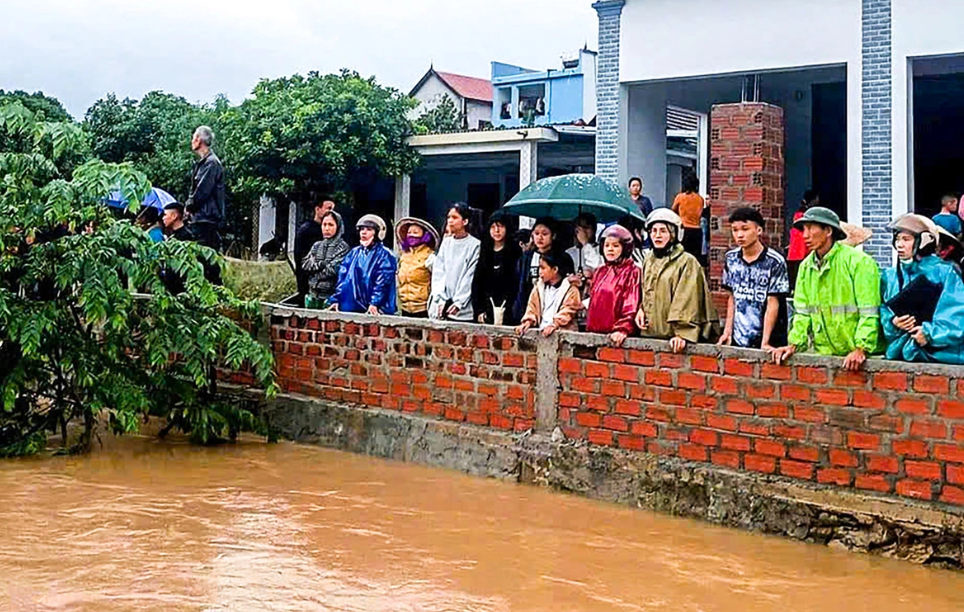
[435,71,493,103]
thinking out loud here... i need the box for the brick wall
[251,308,964,508]
[557,335,964,505]
[270,312,538,431]
[593,0,626,182]
[708,102,786,312]
[862,0,894,265]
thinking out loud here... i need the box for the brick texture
[270,314,538,431]
[592,0,626,182]
[861,0,893,266]
[708,103,786,313]
[558,339,964,506]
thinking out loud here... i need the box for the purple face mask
[401,232,433,252]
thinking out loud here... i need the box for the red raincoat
[586,258,641,335]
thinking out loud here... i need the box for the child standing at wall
[718,207,790,351]
[516,251,582,337]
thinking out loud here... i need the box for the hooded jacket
[639,244,719,343]
[881,255,964,364]
[587,257,641,336]
[302,211,350,302]
[521,278,582,331]
[397,244,435,314]
[328,240,398,314]
[790,241,882,356]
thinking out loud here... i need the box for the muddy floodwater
[1,437,963,612]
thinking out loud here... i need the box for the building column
[861,0,894,266]
[287,201,298,259]
[257,195,276,259]
[593,0,626,182]
[394,174,411,222]
[519,140,539,190]
[518,141,540,229]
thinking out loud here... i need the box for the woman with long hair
[473,211,520,325]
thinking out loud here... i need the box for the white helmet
[645,208,683,237]
[888,213,938,254]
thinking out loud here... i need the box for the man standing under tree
[295,198,337,303]
[186,126,225,252]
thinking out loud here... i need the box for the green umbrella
[503,173,645,224]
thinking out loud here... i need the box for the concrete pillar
[709,103,786,313]
[518,141,539,229]
[861,0,894,266]
[394,174,411,222]
[258,195,276,259]
[287,201,298,259]
[593,0,626,182]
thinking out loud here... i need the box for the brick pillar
[861,0,893,266]
[592,0,626,182]
[708,103,786,313]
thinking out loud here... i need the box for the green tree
[220,70,421,214]
[0,101,275,456]
[415,94,462,134]
[84,91,217,200]
[0,89,72,123]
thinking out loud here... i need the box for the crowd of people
[294,184,964,370]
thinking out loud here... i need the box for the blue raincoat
[328,242,398,314]
[881,255,964,364]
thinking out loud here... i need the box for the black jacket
[186,151,225,225]
[473,243,521,325]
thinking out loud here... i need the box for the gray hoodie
[302,211,350,301]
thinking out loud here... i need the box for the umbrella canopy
[105,187,177,211]
[502,174,645,224]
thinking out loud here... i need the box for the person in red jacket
[586,225,641,346]
[787,189,818,291]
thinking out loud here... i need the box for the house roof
[410,67,493,103]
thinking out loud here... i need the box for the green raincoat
[639,244,719,343]
[789,242,882,356]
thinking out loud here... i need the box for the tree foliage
[0,89,72,123]
[219,70,421,211]
[415,94,462,134]
[0,101,276,455]
[83,91,220,201]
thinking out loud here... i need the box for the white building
[409,67,493,131]
[593,0,964,264]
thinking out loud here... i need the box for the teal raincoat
[881,255,964,364]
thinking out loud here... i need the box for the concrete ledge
[260,393,964,569]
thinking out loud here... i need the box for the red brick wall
[270,313,538,431]
[708,102,786,312]
[557,338,964,505]
[241,309,964,508]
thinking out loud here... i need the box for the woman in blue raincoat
[328,214,398,315]
[881,214,964,364]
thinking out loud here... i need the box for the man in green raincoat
[771,207,882,371]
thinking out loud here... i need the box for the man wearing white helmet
[327,214,398,315]
[881,214,964,364]
[634,209,719,353]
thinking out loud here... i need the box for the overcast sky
[0,0,598,118]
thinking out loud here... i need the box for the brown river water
[1,436,963,612]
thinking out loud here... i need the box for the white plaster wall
[409,74,460,120]
[582,51,597,122]
[625,85,667,208]
[620,0,861,82]
[892,0,964,215]
[466,100,493,130]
